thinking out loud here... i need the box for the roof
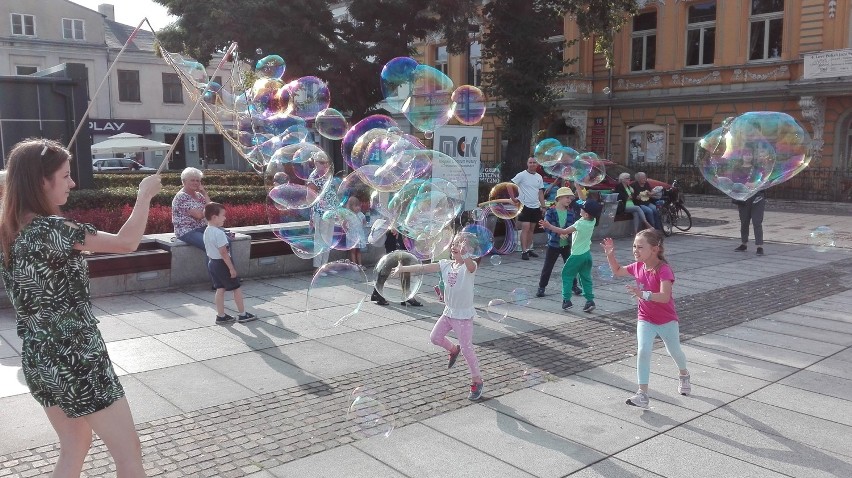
[104,19,157,52]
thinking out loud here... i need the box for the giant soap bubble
[697,112,812,201]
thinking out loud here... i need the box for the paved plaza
[1,199,851,477]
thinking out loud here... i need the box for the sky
[67,0,177,30]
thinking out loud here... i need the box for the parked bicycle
[658,179,692,236]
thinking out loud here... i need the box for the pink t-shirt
[625,262,679,325]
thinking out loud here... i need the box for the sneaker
[583,300,596,313]
[215,314,236,325]
[447,345,461,369]
[734,244,747,252]
[536,287,545,298]
[572,284,583,296]
[406,298,423,306]
[626,390,649,409]
[756,247,764,256]
[468,381,484,401]
[562,299,573,310]
[375,297,390,306]
[237,312,257,323]
[678,373,691,396]
[527,250,539,258]
[521,252,530,260]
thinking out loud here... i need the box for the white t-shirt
[203,226,229,260]
[511,170,544,208]
[439,259,477,320]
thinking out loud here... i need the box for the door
[163,134,186,170]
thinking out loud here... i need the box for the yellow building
[418,0,852,194]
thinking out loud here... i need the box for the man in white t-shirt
[511,157,546,260]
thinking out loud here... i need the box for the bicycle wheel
[674,206,692,231]
[661,208,674,236]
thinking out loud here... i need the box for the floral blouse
[172,190,207,237]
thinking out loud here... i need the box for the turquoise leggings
[636,320,688,385]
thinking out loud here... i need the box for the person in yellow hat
[536,186,582,298]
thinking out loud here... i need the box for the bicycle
[657,180,692,237]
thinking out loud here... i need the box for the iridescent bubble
[265,148,330,210]
[595,264,615,282]
[451,85,486,125]
[809,226,836,252]
[541,147,590,181]
[697,112,810,201]
[511,287,530,306]
[486,298,509,322]
[380,57,419,112]
[403,228,453,261]
[486,182,521,220]
[250,78,286,116]
[315,108,349,140]
[286,76,331,120]
[307,260,371,328]
[256,48,263,55]
[347,394,395,439]
[489,255,502,266]
[575,152,606,187]
[374,251,424,303]
[471,207,487,223]
[176,57,207,82]
[401,65,454,133]
[534,138,562,164]
[522,368,554,391]
[255,54,286,79]
[341,115,399,167]
[458,224,494,259]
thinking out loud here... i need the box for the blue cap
[581,199,602,217]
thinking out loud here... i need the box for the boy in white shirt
[204,202,256,325]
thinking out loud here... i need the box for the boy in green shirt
[540,200,602,312]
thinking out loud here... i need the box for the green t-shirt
[570,218,595,255]
[556,209,569,246]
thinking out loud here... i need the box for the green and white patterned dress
[0,216,124,418]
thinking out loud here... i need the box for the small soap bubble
[595,264,615,282]
[511,287,530,306]
[809,226,836,252]
[347,394,395,439]
[486,299,509,323]
[522,368,554,391]
[489,255,502,266]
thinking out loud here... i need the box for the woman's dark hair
[0,139,72,265]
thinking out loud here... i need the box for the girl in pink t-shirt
[601,229,690,409]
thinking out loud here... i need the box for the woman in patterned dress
[0,139,161,477]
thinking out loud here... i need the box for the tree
[441,0,636,179]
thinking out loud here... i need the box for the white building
[0,0,244,171]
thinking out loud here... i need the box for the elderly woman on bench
[614,172,653,235]
[171,167,211,250]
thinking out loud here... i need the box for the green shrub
[66,185,268,209]
[91,170,264,189]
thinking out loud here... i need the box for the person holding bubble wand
[391,233,484,400]
[600,230,691,409]
[0,138,162,477]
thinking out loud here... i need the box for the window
[16,66,37,75]
[62,18,84,40]
[118,70,140,102]
[686,2,716,66]
[162,73,183,104]
[11,13,35,36]
[631,11,657,72]
[680,122,712,165]
[435,45,448,76]
[199,134,225,164]
[467,42,482,86]
[749,0,784,60]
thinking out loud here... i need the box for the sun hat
[555,186,575,199]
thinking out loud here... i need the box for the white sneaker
[626,390,649,408]
[678,373,691,396]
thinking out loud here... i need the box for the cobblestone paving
[2,258,851,477]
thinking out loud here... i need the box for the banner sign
[433,125,483,211]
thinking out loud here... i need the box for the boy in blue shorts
[204,202,256,325]
[540,200,602,313]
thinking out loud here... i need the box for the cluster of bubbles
[696,112,813,201]
[532,138,607,188]
[158,46,493,326]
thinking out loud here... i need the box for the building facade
[0,0,244,171]
[419,0,852,183]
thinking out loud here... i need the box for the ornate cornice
[732,65,789,82]
[670,70,720,86]
[552,79,593,96]
[799,96,826,163]
[616,75,662,90]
